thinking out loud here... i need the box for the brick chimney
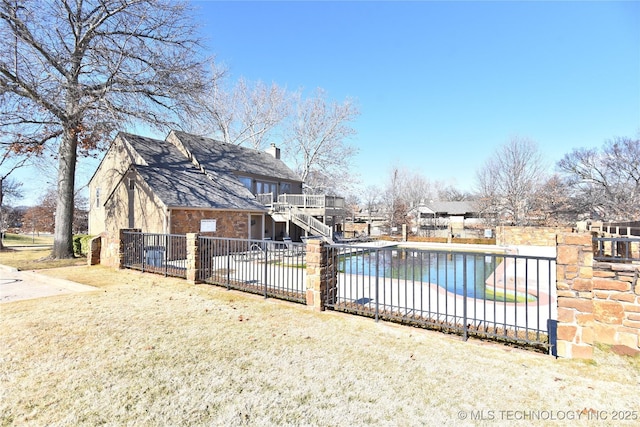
[266,143,280,159]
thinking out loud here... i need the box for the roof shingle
[119,132,267,211]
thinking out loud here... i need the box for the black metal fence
[593,236,640,262]
[121,232,187,278]
[119,232,558,352]
[197,237,307,304]
[324,244,557,352]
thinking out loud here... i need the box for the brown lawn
[1,264,639,426]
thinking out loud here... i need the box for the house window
[256,181,276,195]
[128,178,135,191]
[281,182,291,194]
[95,187,101,208]
[238,176,252,192]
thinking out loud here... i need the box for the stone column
[186,233,200,284]
[87,235,102,266]
[556,232,594,359]
[305,239,337,311]
[591,263,640,354]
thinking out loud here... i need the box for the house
[407,201,482,237]
[88,130,345,242]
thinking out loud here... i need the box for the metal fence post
[226,239,231,290]
[164,234,168,277]
[463,253,468,341]
[375,249,379,323]
[263,243,268,299]
[141,233,146,273]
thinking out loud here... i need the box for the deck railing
[255,192,274,205]
[586,221,640,237]
[593,236,640,262]
[276,194,345,209]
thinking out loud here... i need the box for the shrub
[73,234,94,256]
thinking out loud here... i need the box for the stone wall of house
[88,135,135,235]
[497,226,572,247]
[170,209,249,239]
[556,232,640,358]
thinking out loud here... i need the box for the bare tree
[0,0,210,258]
[400,170,436,210]
[284,88,359,194]
[0,148,27,249]
[529,174,575,226]
[475,137,547,226]
[73,198,88,234]
[381,166,409,232]
[190,70,291,150]
[22,189,57,235]
[20,187,86,237]
[360,184,381,227]
[0,176,21,249]
[474,163,500,226]
[558,136,640,220]
[437,184,473,202]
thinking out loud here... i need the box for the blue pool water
[339,249,500,299]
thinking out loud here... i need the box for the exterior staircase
[270,203,334,243]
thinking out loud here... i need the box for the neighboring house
[407,201,482,237]
[88,130,344,242]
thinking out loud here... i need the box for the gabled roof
[117,132,265,211]
[410,201,477,216]
[429,201,477,215]
[168,131,302,182]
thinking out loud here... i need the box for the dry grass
[1,266,639,426]
[0,248,85,271]
[1,233,54,247]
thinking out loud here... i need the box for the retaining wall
[497,226,572,247]
[556,232,640,358]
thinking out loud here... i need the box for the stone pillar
[186,233,200,284]
[556,232,594,359]
[305,239,337,311]
[87,235,101,266]
[591,263,640,354]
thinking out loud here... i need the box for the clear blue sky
[193,0,640,194]
[11,0,640,205]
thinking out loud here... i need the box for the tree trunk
[52,127,78,259]
[0,177,4,251]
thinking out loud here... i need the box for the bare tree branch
[284,88,359,194]
[558,136,640,220]
[475,137,547,226]
[0,0,212,258]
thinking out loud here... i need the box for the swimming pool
[339,248,533,302]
